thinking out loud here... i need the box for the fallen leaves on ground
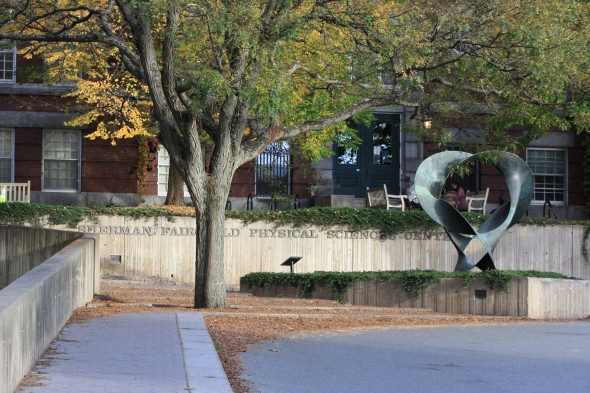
[42,279,534,393]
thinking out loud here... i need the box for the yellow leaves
[62,65,153,142]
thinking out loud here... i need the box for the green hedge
[0,203,587,239]
[241,270,576,301]
[0,203,181,228]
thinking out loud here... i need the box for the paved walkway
[19,312,232,393]
[241,321,590,393]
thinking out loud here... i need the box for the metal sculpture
[415,151,533,271]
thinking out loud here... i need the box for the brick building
[0,45,314,208]
[1,45,586,218]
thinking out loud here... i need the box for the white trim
[42,129,81,192]
[0,127,14,182]
[0,46,15,83]
[526,147,567,205]
[157,146,189,197]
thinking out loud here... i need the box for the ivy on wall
[135,135,159,202]
[0,203,586,233]
[241,270,576,301]
[0,203,178,228]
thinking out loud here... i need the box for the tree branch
[237,97,393,164]
[286,62,351,86]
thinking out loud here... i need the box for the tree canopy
[1,0,589,307]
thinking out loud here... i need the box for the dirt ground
[52,278,534,392]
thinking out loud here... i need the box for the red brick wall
[0,95,76,112]
[292,163,314,199]
[15,48,43,84]
[229,160,255,198]
[14,127,140,194]
[14,128,42,189]
[480,163,508,204]
[143,153,158,196]
[81,135,139,194]
[185,156,313,199]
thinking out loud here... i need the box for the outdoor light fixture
[281,256,302,273]
[423,120,432,129]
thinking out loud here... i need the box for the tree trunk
[164,160,186,206]
[193,183,229,309]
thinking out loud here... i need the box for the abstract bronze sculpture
[415,151,533,271]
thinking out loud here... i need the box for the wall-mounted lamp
[423,120,432,129]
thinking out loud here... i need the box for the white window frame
[157,146,189,197]
[42,129,82,192]
[0,46,16,83]
[0,128,14,182]
[526,147,567,205]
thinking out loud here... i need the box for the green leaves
[0,203,178,228]
[0,203,583,232]
[241,270,576,301]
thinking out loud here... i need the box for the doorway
[333,113,401,198]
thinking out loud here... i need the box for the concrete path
[241,321,590,393]
[19,312,232,393]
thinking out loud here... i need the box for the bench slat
[0,181,31,203]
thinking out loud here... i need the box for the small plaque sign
[280,256,302,273]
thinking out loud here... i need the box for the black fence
[255,142,291,199]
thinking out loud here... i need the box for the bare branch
[427,76,507,96]
[286,62,351,86]
[237,97,393,164]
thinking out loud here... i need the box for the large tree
[2,0,588,308]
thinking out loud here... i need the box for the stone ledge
[242,277,590,320]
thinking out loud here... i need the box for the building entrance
[332,113,401,198]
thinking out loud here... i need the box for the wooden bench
[0,181,31,203]
[466,188,489,214]
[366,184,407,211]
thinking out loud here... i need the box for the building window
[405,141,421,160]
[157,147,188,196]
[0,47,15,82]
[255,142,291,199]
[527,148,566,204]
[42,130,81,191]
[0,128,14,182]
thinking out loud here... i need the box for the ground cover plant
[241,270,577,301]
[0,202,590,263]
[1,203,588,263]
[0,203,585,232]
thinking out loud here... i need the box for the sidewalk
[18,312,232,393]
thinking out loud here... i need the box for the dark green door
[333,113,401,198]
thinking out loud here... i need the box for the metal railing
[246,193,253,211]
[543,199,558,219]
[255,142,291,199]
[293,195,300,210]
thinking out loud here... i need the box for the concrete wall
[0,225,83,290]
[244,277,590,319]
[19,216,590,286]
[0,233,99,393]
[527,278,590,319]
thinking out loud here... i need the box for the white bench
[0,181,31,203]
[466,188,489,214]
[366,184,407,211]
